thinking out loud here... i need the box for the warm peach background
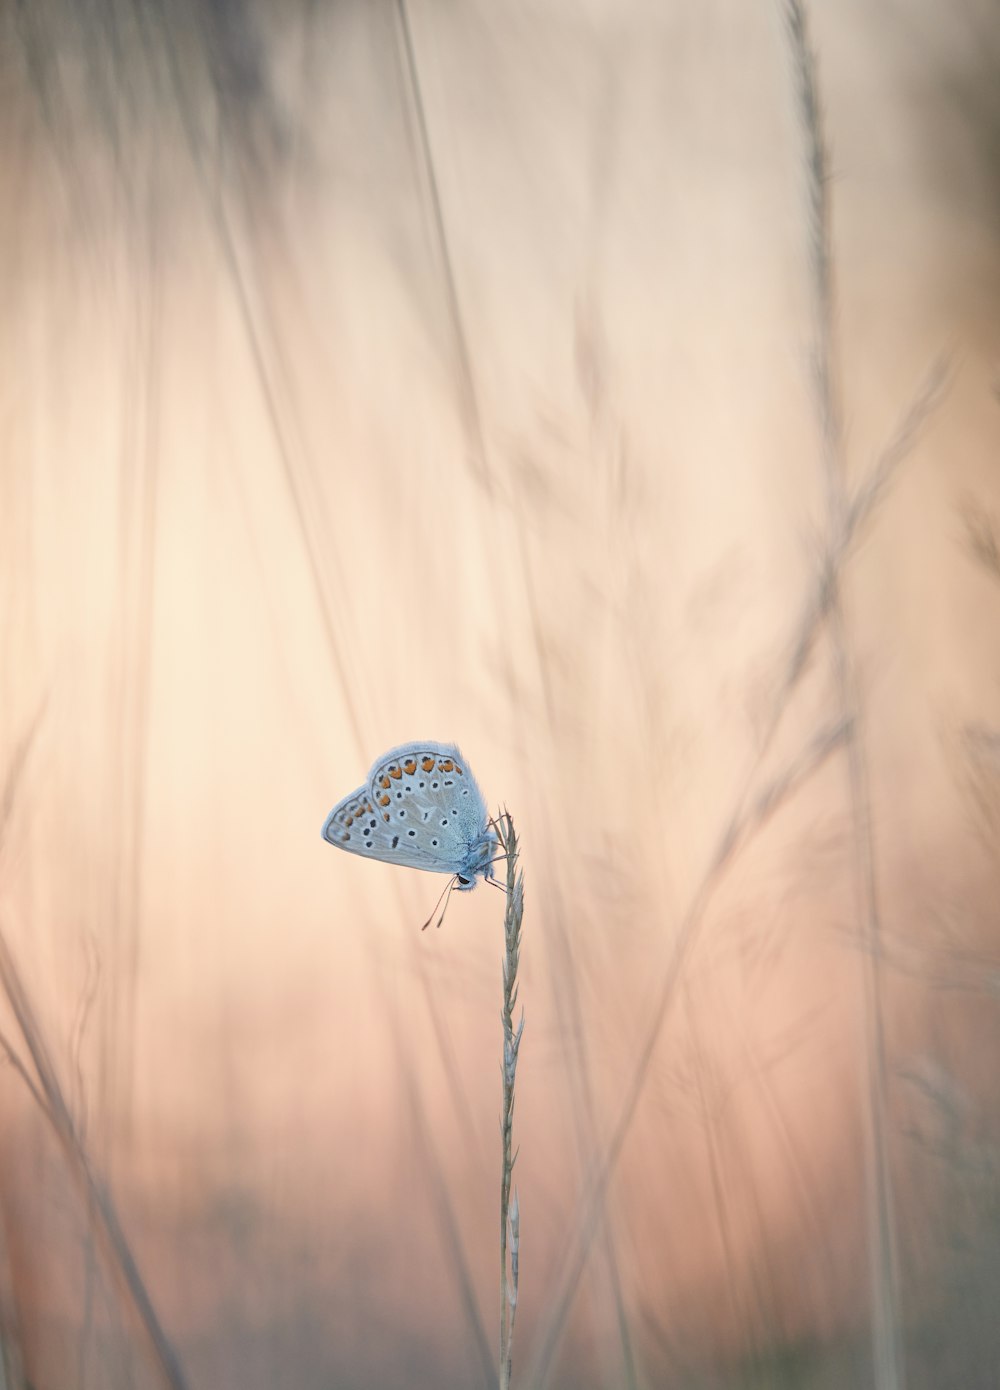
[1,3,999,1388]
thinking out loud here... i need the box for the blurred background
[1,1,999,1387]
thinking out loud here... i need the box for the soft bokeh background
[1,2,999,1387]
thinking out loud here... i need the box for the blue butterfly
[322,742,497,890]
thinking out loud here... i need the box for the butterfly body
[322,742,496,889]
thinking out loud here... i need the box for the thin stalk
[0,922,189,1390]
[781,3,904,1387]
[496,812,524,1390]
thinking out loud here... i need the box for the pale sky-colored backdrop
[1,3,999,1388]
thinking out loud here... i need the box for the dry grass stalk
[0,721,188,1390]
[0,923,190,1390]
[496,811,524,1390]
[781,2,909,1387]
[526,11,950,1372]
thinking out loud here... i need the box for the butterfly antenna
[420,875,457,931]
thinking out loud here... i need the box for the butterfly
[322,742,497,891]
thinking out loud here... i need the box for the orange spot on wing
[389,766,402,780]
[383,813,390,822]
[440,759,454,772]
[380,776,391,790]
[340,833,350,842]
[346,815,354,826]
[422,756,435,772]
[403,758,417,774]
[378,793,390,806]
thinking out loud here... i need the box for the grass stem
[496,812,524,1390]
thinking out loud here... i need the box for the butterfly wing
[322,784,453,873]
[365,743,492,877]
[322,743,495,882]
